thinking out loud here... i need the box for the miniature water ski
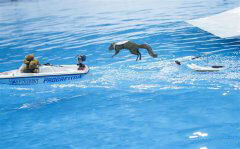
[187,64,225,72]
[175,50,226,65]
[175,56,201,65]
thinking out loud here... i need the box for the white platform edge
[187,7,240,38]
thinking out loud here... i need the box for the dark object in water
[175,60,181,65]
[212,66,224,68]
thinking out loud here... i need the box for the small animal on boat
[20,54,40,73]
[109,41,158,61]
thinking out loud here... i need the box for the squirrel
[109,41,157,61]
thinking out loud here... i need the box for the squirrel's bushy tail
[139,44,158,58]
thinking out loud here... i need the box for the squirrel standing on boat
[20,54,40,73]
[109,41,158,61]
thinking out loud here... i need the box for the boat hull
[0,65,89,85]
[0,73,86,85]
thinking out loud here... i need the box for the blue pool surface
[1,0,240,148]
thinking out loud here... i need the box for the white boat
[187,63,225,72]
[0,64,89,85]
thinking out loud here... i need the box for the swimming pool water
[1,0,240,148]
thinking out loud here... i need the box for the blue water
[1,0,240,148]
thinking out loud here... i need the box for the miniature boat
[187,64,225,72]
[0,64,89,85]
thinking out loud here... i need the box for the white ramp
[187,7,240,38]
